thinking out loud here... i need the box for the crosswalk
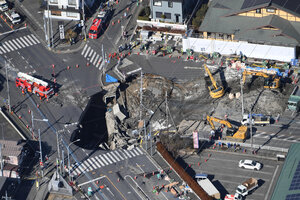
[70,147,144,176]
[253,131,300,142]
[81,44,104,69]
[0,34,40,54]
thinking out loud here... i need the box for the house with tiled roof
[183,0,300,62]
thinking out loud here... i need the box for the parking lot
[180,150,282,200]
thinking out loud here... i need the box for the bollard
[67,66,70,70]
[152,171,155,176]
[86,62,90,67]
[198,162,200,166]
[76,64,79,68]
[37,104,40,108]
[52,64,55,68]
[112,21,114,25]
[117,178,120,182]
[18,115,22,119]
[137,52,140,55]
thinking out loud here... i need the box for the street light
[31,111,48,139]
[68,139,80,182]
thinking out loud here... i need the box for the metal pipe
[38,129,44,177]
[5,62,11,113]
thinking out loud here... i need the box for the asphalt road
[180,150,282,200]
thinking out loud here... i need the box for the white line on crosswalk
[107,152,117,163]
[95,156,105,166]
[77,163,85,172]
[22,36,33,46]
[95,57,102,68]
[19,36,29,46]
[7,40,17,50]
[84,161,93,171]
[11,39,22,49]
[136,147,143,155]
[98,156,109,165]
[84,46,91,58]
[91,157,101,168]
[87,158,97,169]
[15,38,26,48]
[81,44,88,55]
[93,54,100,65]
[0,46,5,54]
[123,150,132,158]
[114,151,124,161]
[110,151,120,162]
[118,150,128,159]
[1,44,10,52]
[81,162,88,171]
[128,150,136,157]
[75,166,81,175]
[132,149,140,156]
[90,52,97,63]
[103,154,113,164]
[30,34,40,43]
[85,159,95,170]
[88,48,94,57]
[4,42,14,51]
[26,35,37,44]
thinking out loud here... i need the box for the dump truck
[288,85,300,111]
[195,174,220,199]
[5,10,21,24]
[0,0,8,12]
[241,114,270,126]
[236,178,258,196]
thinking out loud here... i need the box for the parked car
[239,159,262,170]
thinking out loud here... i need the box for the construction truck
[195,174,220,199]
[0,0,8,12]
[207,115,248,142]
[241,114,270,126]
[15,72,54,99]
[288,85,300,111]
[204,64,224,98]
[236,178,258,197]
[242,70,280,89]
[5,10,21,24]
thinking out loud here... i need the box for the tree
[192,4,208,30]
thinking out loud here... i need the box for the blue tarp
[245,66,283,76]
[106,74,118,83]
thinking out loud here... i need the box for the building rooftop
[199,0,300,47]
[271,143,300,200]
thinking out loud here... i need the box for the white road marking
[8,40,18,50]
[114,151,124,161]
[1,44,10,52]
[22,35,33,46]
[84,46,91,58]
[19,36,29,46]
[110,151,120,162]
[107,152,117,163]
[0,46,5,54]
[26,35,38,44]
[95,156,105,166]
[86,159,96,170]
[103,153,113,164]
[30,34,40,43]
[123,150,132,158]
[126,67,142,75]
[132,149,140,156]
[136,147,143,155]
[81,44,88,55]
[95,57,102,68]
[98,156,109,165]
[128,150,136,157]
[90,52,97,63]
[91,157,101,168]
[11,39,22,49]
[88,48,94,57]
[4,42,14,51]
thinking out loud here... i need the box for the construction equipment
[195,174,220,199]
[207,115,248,142]
[204,64,224,98]
[242,70,280,89]
[236,178,258,197]
[15,72,54,99]
[241,114,270,126]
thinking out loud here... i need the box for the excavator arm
[204,64,225,98]
[204,64,218,90]
[207,115,233,130]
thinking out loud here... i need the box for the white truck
[236,178,258,196]
[241,114,270,126]
[0,0,8,12]
[5,10,21,24]
[195,174,220,199]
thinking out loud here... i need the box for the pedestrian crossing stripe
[81,44,105,68]
[0,34,40,54]
[70,148,144,175]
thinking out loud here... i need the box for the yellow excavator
[204,64,224,98]
[206,115,248,142]
[242,70,280,89]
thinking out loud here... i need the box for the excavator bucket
[210,86,224,99]
[225,125,248,142]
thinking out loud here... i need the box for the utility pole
[150,121,152,156]
[38,129,44,177]
[139,70,143,121]
[82,0,87,41]
[0,144,3,177]
[43,12,48,47]
[165,91,168,129]
[49,10,54,47]
[31,111,35,139]
[240,72,244,116]
[5,61,11,113]
[56,131,61,174]
[250,111,253,151]
[61,149,64,176]
[47,0,51,47]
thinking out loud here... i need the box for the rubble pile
[105,68,293,147]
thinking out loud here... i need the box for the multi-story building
[150,0,197,24]
[44,0,94,21]
[184,0,300,61]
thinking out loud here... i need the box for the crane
[204,64,224,98]
[242,70,280,89]
[206,115,248,142]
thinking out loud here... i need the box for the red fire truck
[15,72,54,99]
[88,10,108,39]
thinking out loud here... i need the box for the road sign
[59,24,65,40]
[193,131,199,149]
